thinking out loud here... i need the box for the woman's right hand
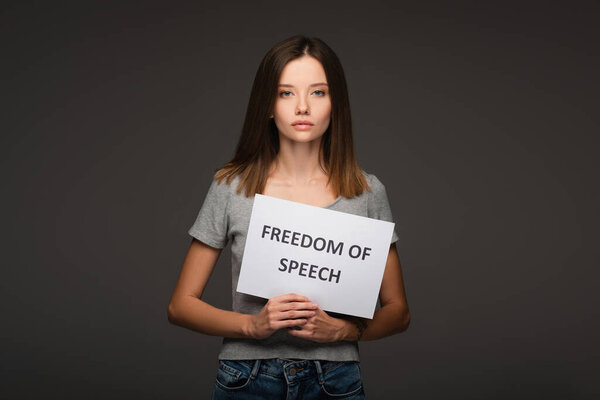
[245,293,318,340]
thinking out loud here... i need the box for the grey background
[2,1,599,399]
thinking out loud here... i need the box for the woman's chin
[279,131,325,145]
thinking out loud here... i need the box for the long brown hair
[215,35,369,198]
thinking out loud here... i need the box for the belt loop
[314,360,324,384]
[250,359,261,379]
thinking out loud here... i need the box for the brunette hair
[215,35,369,197]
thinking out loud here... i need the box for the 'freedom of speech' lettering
[261,224,374,284]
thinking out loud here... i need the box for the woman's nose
[296,96,309,114]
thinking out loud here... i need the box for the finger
[273,293,311,303]
[286,328,317,341]
[271,301,319,312]
[291,301,319,310]
[279,310,316,320]
[271,318,308,330]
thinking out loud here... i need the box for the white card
[236,194,395,318]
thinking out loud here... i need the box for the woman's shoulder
[204,173,242,201]
[359,170,395,221]
[360,170,387,193]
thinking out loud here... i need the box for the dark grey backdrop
[2,1,598,399]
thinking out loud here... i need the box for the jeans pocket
[214,360,253,391]
[320,361,363,397]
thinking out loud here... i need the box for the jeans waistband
[242,358,355,384]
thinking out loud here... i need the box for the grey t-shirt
[188,171,399,361]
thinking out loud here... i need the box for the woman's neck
[271,137,326,184]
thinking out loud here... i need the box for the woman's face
[272,56,331,144]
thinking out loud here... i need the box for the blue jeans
[210,358,365,399]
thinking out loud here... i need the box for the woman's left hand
[286,307,355,343]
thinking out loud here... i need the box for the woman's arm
[168,239,318,339]
[358,242,410,340]
[287,242,410,342]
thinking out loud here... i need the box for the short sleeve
[187,178,230,249]
[367,175,400,244]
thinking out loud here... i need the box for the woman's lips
[292,120,314,131]
[292,124,313,131]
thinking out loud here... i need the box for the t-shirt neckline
[323,196,342,209]
[256,194,342,209]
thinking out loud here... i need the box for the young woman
[168,35,410,399]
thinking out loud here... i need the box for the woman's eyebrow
[278,82,329,88]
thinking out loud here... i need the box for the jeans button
[289,368,297,376]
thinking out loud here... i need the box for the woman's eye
[279,91,293,97]
[313,90,326,96]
